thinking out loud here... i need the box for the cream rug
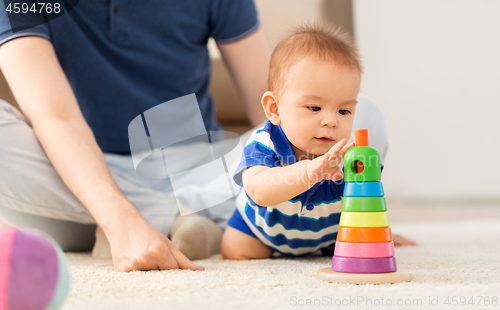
[59,204,500,310]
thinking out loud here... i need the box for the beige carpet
[59,204,500,310]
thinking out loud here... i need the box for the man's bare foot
[170,205,223,260]
[393,234,417,246]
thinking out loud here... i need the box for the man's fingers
[168,240,205,271]
[156,246,180,270]
[173,251,205,271]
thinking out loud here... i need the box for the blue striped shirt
[233,121,346,256]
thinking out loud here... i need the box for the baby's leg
[221,226,273,260]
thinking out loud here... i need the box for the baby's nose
[321,115,338,127]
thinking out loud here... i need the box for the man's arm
[0,37,202,272]
[0,37,130,230]
[216,27,270,126]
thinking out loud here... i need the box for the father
[0,0,269,271]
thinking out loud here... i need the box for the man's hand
[306,139,355,183]
[105,210,204,272]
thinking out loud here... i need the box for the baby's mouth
[315,137,333,143]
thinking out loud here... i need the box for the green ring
[341,197,387,212]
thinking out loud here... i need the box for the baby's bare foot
[393,234,417,246]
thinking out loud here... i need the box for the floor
[55,202,500,310]
[2,202,499,309]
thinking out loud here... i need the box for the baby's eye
[308,106,321,112]
[339,109,351,115]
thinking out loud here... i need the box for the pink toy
[331,257,397,273]
[333,241,395,258]
[0,227,69,310]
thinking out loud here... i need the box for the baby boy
[220,23,411,260]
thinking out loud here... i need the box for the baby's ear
[261,91,281,125]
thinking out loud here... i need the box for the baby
[221,23,410,260]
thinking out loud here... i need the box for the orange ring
[337,226,392,243]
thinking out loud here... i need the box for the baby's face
[276,57,360,160]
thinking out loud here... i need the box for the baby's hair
[269,21,362,95]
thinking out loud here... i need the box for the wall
[353,0,500,202]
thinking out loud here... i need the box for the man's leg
[0,99,97,251]
[0,206,96,252]
[0,99,179,252]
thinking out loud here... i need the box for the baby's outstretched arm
[243,139,354,206]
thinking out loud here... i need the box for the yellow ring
[339,211,389,227]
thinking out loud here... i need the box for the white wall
[353,0,500,201]
[256,0,324,50]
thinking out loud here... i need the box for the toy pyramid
[317,129,413,284]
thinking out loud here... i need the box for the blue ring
[343,182,384,197]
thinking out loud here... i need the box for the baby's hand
[306,139,355,183]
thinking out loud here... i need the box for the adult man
[0,0,269,271]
